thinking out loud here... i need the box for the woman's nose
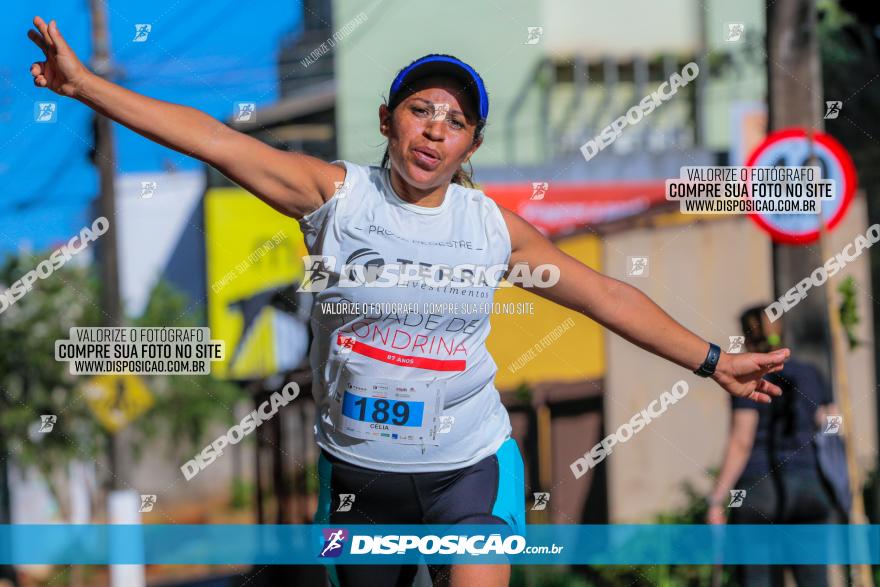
[424,119,446,140]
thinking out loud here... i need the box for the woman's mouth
[412,147,441,169]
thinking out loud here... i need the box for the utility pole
[88,3,144,587]
[89,1,120,329]
[767,1,873,585]
[766,0,830,373]
[89,0,128,494]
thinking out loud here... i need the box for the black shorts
[314,437,525,587]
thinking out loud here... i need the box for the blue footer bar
[0,524,877,565]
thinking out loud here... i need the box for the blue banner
[0,524,878,565]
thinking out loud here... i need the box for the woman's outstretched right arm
[28,16,342,219]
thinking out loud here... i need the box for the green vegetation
[0,253,244,515]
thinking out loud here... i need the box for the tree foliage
[0,253,244,506]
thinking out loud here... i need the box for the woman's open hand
[711,348,790,403]
[28,17,89,98]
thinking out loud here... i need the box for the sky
[0,0,302,254]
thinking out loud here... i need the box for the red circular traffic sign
[744,128,857,244]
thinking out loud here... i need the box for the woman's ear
[379,104,391,137]
[465,135,483,160]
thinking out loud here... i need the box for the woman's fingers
[755,352,788,369]
[758,361,783,377]
[29,18,55,89]
[767,363,784,374]
[757,378,783,397]
[27,28,49,56]
[48,20,72,54]
[32,65,47,87]
[34,17,56,53]
[744,379,781,404]
[30,61,47,87]
[747,390,772,404]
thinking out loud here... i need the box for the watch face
[694,344,721,377]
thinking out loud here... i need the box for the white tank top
[298,160,513,472]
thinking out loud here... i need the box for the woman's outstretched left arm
[499,207,789,403]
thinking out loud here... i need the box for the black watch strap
[693,343,721,377]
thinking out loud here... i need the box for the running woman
[28,16,790,587]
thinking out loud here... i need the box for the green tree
[0,253,243,517]
[0,254,104,516]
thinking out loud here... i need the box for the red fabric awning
[483,181,669,238]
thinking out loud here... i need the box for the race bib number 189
[330,369,445,445]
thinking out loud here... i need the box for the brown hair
[379,102,486,189]
[740,304,773,352]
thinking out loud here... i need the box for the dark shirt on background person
[731,357,833,479]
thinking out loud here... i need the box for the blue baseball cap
[388,54,489,122]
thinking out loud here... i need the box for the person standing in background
[707,305,845,587]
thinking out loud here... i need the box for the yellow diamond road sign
[83,374,154,432]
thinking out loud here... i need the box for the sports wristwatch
[692,342,721,377]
